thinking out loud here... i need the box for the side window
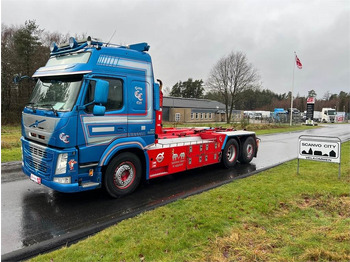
[106,78,123,111]
[85,78,123,113]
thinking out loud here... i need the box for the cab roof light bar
[50,36,150,56]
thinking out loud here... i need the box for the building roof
[163,96,225,110]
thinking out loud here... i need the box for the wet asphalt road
[2,124,350,258]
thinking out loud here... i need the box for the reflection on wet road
[2,124,349,256]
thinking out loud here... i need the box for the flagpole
[290,52,296,126]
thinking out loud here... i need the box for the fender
[99,137,151,178]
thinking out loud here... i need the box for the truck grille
[27,158,48,173]
[29,145,48,158]
[24,142,52,177]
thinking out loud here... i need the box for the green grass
[253,124,318,135]
[29,142,350,262]
[1,124,319,163]
[1,125,21,162]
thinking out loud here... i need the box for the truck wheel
[222,139,239,168]
[239,137,256,164]
[104,152,142,198]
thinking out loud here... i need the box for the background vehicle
[321,108,336,123]
[313,111,322,122]
[254,112,262,120]
[273,108,288,122]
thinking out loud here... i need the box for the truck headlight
[55,153,68,174]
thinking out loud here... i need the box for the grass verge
[29,142,350,262]
[1,125,22,162]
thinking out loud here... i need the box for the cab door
[127,78,155,146]
[77,76,127,164]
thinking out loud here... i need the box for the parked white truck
[321,108,337,123]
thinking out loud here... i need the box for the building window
[196,113,199,119]
[209,113,212,119]
[201,113,204,119]
[175,113,181,122]
[191,113,194,120]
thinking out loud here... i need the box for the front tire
[104,152,142,198]
[222,139,239,168]
[239,137,256,164]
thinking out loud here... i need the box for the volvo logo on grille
[29,119,46,128]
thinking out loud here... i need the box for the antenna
[106,29,117,47]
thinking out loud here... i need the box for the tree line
[169,80,349,114]
[1,20,85,124]
[1,21,349,124]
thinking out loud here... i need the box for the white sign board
[298,137,341,163]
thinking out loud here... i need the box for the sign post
[306,97,315,125]
[298,135,341,178]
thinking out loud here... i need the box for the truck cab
[21,37,157,193]
[273,108,287,122]
[321,108,336,123]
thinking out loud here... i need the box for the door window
[85,77,123,113]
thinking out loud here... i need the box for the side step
[81,182,100,188]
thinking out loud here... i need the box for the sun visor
[33,64,92,78]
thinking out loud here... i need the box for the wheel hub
[114,162,134,188]
[227,145,237,162]
[246,144,253,158]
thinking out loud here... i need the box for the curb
[1,161,26,183]
[1,161,22,171]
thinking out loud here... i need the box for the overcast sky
[2,0,349,98]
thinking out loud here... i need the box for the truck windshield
[29,75,82,112]
[328,110,336,115]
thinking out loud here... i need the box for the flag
[295,55,302,69]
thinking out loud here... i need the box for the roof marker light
[69,37,78,48]
[50,42,58,52]
[87,36,92,46]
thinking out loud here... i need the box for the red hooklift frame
[148,128,229,179]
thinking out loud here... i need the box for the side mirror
[93,105,106,116]
[13,74,22,84]
[94,79,109,104]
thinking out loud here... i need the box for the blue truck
[20,37,259,197]
[273,108,288,122]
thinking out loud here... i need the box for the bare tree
[207,51,260,123]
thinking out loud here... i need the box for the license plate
[30,174,41,185]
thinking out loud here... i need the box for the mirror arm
[84,101,95,107]
[79,100,102,111]
[13,74,35,84]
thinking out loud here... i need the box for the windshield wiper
[26,102,37,113]
[40,104,58,116]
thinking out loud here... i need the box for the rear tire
[222,139,239,168]
[104,152,142,198]
[239,137,256,164]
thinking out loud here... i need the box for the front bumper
[21,137,98,193]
